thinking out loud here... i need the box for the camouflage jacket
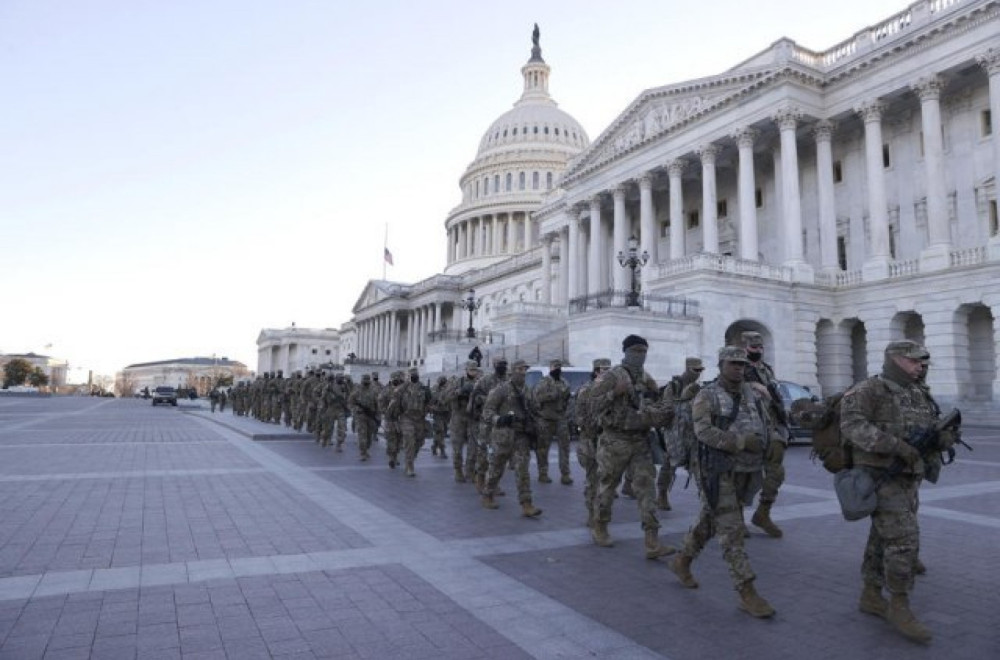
[840,374,939,473]
[532,375,571,421]
[469,373,505,421]
[574,379,600,438]
[319,381,349,414]
[348,384,379,421]
[378,383,400,421]
[692,380,769,472]
[445,375,478,417]
[391,381,431,423]
[301,376,321,408]
[588,365,671,440]
[482,380,534,437]
[430,382,451,415]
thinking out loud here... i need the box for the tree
[27,367,49,388]
[2,358,32,388]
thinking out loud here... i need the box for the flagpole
[382,223,388,280]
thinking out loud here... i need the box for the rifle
[513,386,539,451]
[697,390,742,510]
[866,408,969,496]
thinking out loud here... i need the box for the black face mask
[410,375,419,383]
[551,369,562,380]
[495,364,508,377]
[747,350,763,362]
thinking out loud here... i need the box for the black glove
[495,413,515,428]
[741,433,765,454]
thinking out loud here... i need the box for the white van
[524,365,592,395]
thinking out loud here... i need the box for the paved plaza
[0,396,996,659]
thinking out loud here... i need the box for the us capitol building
[260,0,1000,411]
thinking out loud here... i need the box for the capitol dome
[444,26,589,276]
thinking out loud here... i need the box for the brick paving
[0,396,996,659]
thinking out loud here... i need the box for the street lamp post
[459,288,482,339]
[616,235,650,307]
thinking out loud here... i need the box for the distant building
[0,352,68,387]
[119,357,250,396]
[256,326,341,376]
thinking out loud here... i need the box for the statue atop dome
[530,23,544,62]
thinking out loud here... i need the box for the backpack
[666,386,698,468]
[792,392,852,473]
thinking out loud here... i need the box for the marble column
[507,213,516,254]
[814,120,840,273]
[588,196,603,294]
[980,49,1000,258]
[568,210,581,299]
[733,127,759,261]
[612,186,629,292]
[914,75,951,270]
[857,99,891,277]
[433,303,441,336]
[493,215,503,257]
[638,174,656,265]
[558,224,570,304]
[541,234,553,304]
[668,160,686,260]
[774,107,806,268]
[698,144,719,254]
[525,216,536,250]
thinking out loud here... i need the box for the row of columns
[447,212,535,263]
[356,304,444,364]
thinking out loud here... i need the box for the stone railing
[951,245,986,267]
[408,274,463,298]
[426,330,505,345]
[889,258,920,278]
[569,289,700,318]
[464,246,543,285]
[814,269,864,288]
[491,301,567,318]
[656,253,794,282]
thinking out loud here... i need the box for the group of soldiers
[222,328,953,644]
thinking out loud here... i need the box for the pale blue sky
[1,0,905,380]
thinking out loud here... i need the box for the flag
[384,247,394,266]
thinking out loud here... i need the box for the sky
[1,0,908,382]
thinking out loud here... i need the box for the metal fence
[568,289,700,318]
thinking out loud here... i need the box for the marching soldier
[379,371,404,469]
[468,358,508,493]
[446,361,480,482]
[430,376,451,459]
[348,374,380,461]
[532,359,573,485]
[575,358,612,527]
[391,367,432,477]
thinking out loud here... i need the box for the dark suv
[151,386,178,407]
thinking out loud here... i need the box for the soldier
[468,358,508,493]
[281,373,296,427]
[446,361,480,482]
[532,359,573,485]
[656,357,705,510]
[348,374,380,461]
[209,388,220,413]
[379,371,404,468]
[480,360,542,517]
[430,376,451,459]
[589,335,676,560]
[216,386,227,413]
[575,358,612,527]
[391,367,431,477]
[741,331,788,538]
[268,371,284,424]
[297,370,320,432]
[839,340,953,644]
[670,346,775,619]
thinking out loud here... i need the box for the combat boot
[560,474,573,485]
[405,461,415,477]
[751,502,783,538]
[858,583,888,619]
[520,501,542,517]
[454,469,467,483]
[887,593,932,644]
[644,529,677,560]
[474,472,486,494]
[737,582,775,618]
[590,522,614,547]
[670,554,698,589]
[481,494,499,510]
[538,473,552,484]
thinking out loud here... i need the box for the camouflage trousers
[680,471,758,589]
[485,429,533,504]
[399,418,426,468]
[384,419,401,463]
[281,401,293,427]
[474,421,492,480]
[431,413,450,454]
[535,418,570,478]
[576,433,599,523]
[595,434,659,531]
[449,415,476,476]
[355,416,377,459]
[318,411,348,447]
[758,439,786,505]
[656,460,676,498]
[306,404,319,434]
[862,473,920,594]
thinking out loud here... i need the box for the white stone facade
[256,326,341,375]
[120,357,249,395]
[331,2,999,409]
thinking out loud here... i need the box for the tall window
[519,172,526,190]
[688,210,700,229]
[532,172,539,190]
[505,173,512,191]
[990,200,998,237]
[546,172,553,189]
[837,235,847,271]
[982,109,993,137]
[833,160,843,183]
[882,144,891,168]
[494,174,499,192]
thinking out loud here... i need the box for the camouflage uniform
[378,372,404,468]
[532,359,573,484]
[430,377,451,458]
[588,335,674,558]
[445,363,480,482]
[268,373,284,423]
[317,376,349,449]
[468,361,507,491]
[575,359,611,527]
[839,340,944,643]
[348,375,380,461]
[392,368,431,476]
[480,361,541,517]
[656,357,704,510]
[281,375,295,427]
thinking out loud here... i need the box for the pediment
[564,69,775,178]
[351,280,411,314]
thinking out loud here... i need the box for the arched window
[532,172,539,190]
[505,173,512,191]
[546,172,553,189]
[493,174,499,192]
[483,176,489,195]
[519,172,526,190]
[554,127,560,136]
[513,127,518,135]
[475,180,480,198]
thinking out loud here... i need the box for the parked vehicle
[151,386,178,407]
[777,380,819,442]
